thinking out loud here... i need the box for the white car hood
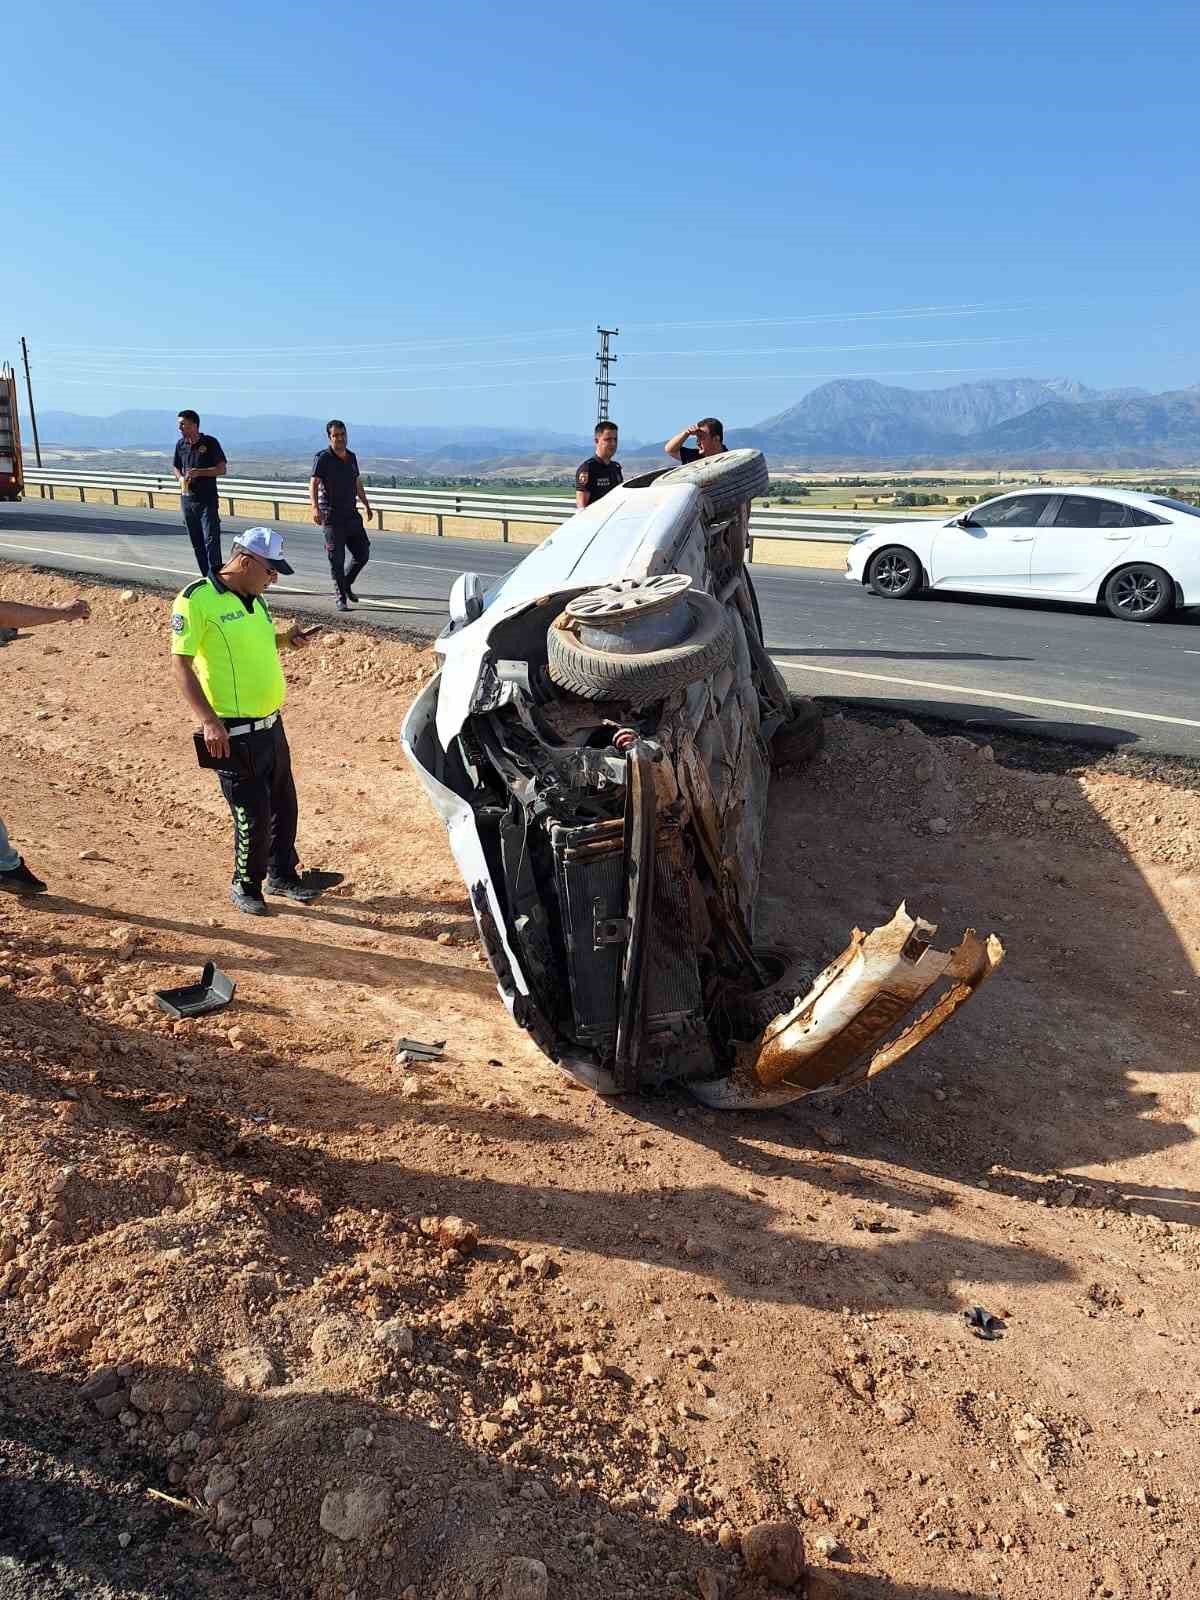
[433,479,704,749]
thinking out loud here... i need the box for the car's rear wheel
[656,448,770,517]
[1103,563,1174,623]
[867,545,922,599]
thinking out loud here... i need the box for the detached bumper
[691,904,1004,1110]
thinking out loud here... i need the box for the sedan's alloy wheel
[1113,569,1163,616]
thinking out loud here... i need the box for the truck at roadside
[0,365,23,501]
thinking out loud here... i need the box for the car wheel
[1103,563,1174,623]
[547,589,734,705]
[770,694,824,768]
[721,945,822,1042]
[867,545,922,599]
[656,448,770,517]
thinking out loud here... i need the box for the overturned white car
[402,450,1002,1106]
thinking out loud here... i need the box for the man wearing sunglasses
[664,416,727,463]
[171,527,323,916]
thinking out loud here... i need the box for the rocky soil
[1,566,1198,1600]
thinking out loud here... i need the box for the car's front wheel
[1103,563,1174,623]
[867,545,922,599]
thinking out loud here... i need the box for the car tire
[547,590,734,705]
[770,694,824,768]
[656,448,770,517]
[723,945,822,1042]
[867,545,922,599]
[1103,563,1174,623]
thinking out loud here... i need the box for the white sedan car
[845,487,1200,621]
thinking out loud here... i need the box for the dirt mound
[3,566,1200,1600]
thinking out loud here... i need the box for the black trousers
[183,496,223,576]
[216,719,299,888]
[324,513,371,598]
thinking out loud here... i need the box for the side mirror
[448,571,485,627]
[952,515,977,529]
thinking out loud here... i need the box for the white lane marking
[781,660,1200,730]
[0,540,196,579]
[3,533,487,583]
[0,539,445,613]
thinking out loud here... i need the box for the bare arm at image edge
[0,598,90,629]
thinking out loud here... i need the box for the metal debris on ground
[154,961,237,1019]
[964,1305,1004,1340]
[394,1037,446,1062]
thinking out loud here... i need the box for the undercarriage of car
[403,451,1003,1106]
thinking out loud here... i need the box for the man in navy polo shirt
[310,419,373,612]
[173,409,228,576]
[664,416,727,463]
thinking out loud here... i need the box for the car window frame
[1048,493,1143,532]
[964,491,1058,529]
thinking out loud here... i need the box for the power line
[37,353,593,379]
[37,329,1073,381]
[622,301,1035,332]
[42,362,1043,399]
[33,298,1039,360]
[35,326,586,358]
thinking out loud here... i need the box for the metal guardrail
[22,468,921,553]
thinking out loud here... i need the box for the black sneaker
[229,882,270,916]
[0,857,48,896]
[335,596,350,612]
[264,874,321,903]
[345,588,361,604]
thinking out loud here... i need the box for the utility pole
[595,326,619,426]
[20,337,42,468]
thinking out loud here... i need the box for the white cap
[232,526,294,574]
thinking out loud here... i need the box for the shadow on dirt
[708,715,1200,1229]
[23,897,498,1000]
[0,989,1070,1320]
[0,1350,998,1600]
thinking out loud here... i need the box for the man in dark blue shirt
[575,421,623,509]
[310,419,373,612]
[173,409,227,576]
[665,416,727,464]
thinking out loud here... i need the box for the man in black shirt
[575,421,623,509]
[173,409,227,576]
[310,420,373,612]
[665,415,727,464]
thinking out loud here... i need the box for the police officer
[310,419,373,612]
[173,409,228,576]
[575,421,622,509]
[171,527,322,916]
[665,416,727,463]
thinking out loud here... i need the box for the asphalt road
[3,497,1199,756]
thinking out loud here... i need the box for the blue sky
[7,0,1198,438]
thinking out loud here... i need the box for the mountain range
[727,378,1200,465]
[35,410,596,458]
[35,379,1200,469]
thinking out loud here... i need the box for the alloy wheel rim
[876,554,911,594]
[1115,570,1160,614]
